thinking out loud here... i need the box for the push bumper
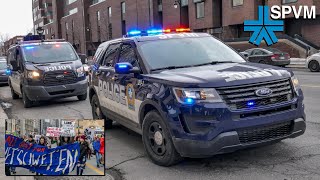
[172,118,306,158]
[24,79,88,101]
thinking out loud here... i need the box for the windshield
[0,61,6,70]
[21,43,78,63]
[139,36,245,70]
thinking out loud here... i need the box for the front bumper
[173,118,306,158]
[24,79,87,101]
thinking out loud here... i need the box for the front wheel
[142,110,182,166]
[22,89,33,108]
[309,60,320,72]
[91,94,113,128]
[77,93,88,101]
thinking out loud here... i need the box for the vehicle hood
[25,60,82,72]
[143,62,293,88]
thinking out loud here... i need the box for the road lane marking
[86,162,105,175]
[301,85,320,88]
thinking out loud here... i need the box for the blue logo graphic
[244,6,284,46]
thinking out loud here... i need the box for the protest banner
[5,134,80,175]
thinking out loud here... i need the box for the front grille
[238,121,293,144]
[43,70,77,86]
[216,79,294,110]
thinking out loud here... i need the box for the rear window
[21,43,78,63]
[264,48,282,53]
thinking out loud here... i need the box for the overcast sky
[0,0,33,38]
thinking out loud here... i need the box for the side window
[118,44,138,67]
[252,50,262,55]
[102,43,121,67]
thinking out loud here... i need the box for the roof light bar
[126,28,191,37]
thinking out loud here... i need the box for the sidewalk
[288,58,306,69]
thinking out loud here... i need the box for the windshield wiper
[151,65,193,72]
[192,61,235,67]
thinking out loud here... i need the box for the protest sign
[61,121,75,137]
[5,134,80,175]
[46,127,62,137]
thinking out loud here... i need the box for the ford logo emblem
[56,75,65,79]
[255,88,273,97]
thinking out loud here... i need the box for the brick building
[31,0,320,55]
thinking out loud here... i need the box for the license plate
[280,57,285,60]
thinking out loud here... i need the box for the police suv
[89,29,306,166]
[7,36,88,108]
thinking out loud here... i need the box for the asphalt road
[11,154,104,176]
[0,69,320,180]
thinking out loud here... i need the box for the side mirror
[115,62,140,74]
[10,61,18,71]
[78,54,87,64]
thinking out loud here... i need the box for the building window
[68,0,77,5]
[282,0,297,4]
[108,7,112,21]
[66,22,69,30]
[232,0,243,7]
[97,11,100,21]
[121,2,125,14]
[69,8,78,15]
[196,2,204,19]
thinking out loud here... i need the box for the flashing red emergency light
[176,28,191,32]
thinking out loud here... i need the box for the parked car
[245,48,290,67]
[0,59,9,85]
[306,52,320,72]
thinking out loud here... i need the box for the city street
[12,154,104,176]
[1,69,320,180]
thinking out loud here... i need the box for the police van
[7,36,88,108]
[89,29,306,166]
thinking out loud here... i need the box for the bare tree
[0,33,10,56]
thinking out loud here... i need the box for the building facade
[31,0,320,55]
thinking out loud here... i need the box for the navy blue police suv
[89,29,306,166]
[7,36,88,108]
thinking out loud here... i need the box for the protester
[26,135,36,173]
[77,135,89,175]
[50,137,58,148]
[36,136,47,176]
[87,138,92,160]
[93,136,101,168]
[99,134,105,165]
[59,136,71,146]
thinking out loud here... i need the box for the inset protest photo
[5,119,105,176]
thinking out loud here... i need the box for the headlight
[27,71,40,79]
[76,67,85,77]
[291,76,301,94]
[173,88,223,105]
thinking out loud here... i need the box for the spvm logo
[244,5,316,46]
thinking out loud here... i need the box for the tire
[10,87,19,99]
[259,60,267,64]
[22,89,33,108]
[142,110,182,166]
[309,60,320,72]
[77,93,88,101]
[91,94,113,128]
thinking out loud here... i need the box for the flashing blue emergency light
[25,46,35,50]
[115,62,133,74]
[184,98,195,105]
[247,101,255,107]
[127,30,142,36]
[147,29,163,34]
[5,69,11,75]
[118,64,129,69]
